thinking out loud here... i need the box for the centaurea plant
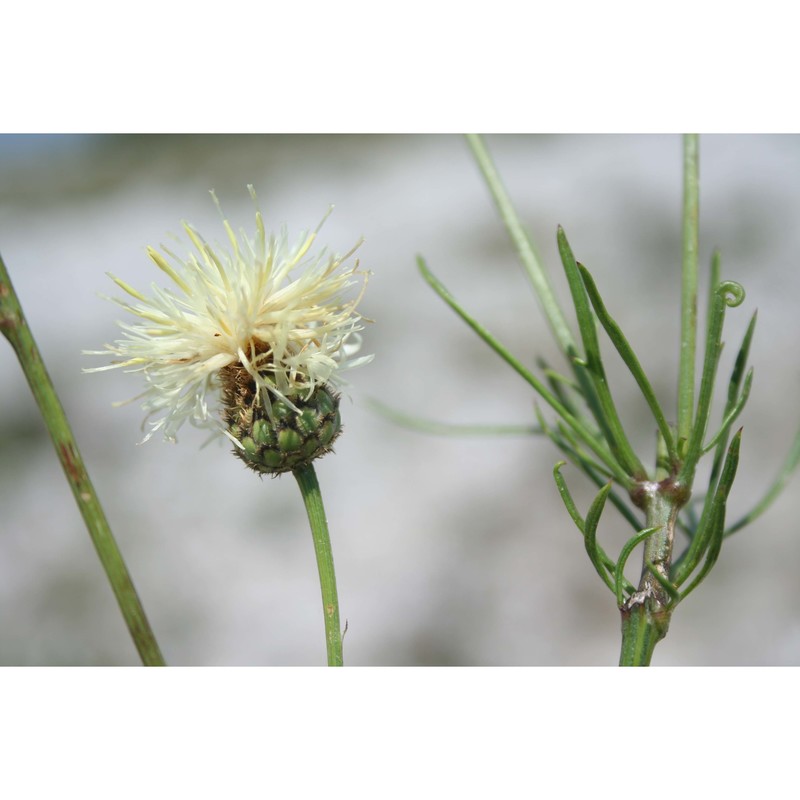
[418,135,800,665]
[86,186,372,666]
[1,185,371,667]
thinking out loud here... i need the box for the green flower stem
[619,483,683,666]
[678,134,700,448]
[0,254,165,666]
[465,134,577,357]
[293,463,343,667]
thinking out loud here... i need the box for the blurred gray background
[1,134,798,666]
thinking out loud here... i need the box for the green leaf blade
[557,228,646,480]
[578,262,678,467]
[418,255,633,488]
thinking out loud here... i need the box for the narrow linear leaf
[709,311,757,487]
[539,356,608,442]
[557,228,646,479]
[679,278,745,484]
[726,422,800,536]
[567,353,613,451]
[464,134,577,357]
[578,263,678,466]
[555,420,617,481]
[539,363,581,394]
[535,404,589,473]
[554,233,619,450]
[584,482,617,594]
[673,429,742,587]
[706,241,721,333]
[726,312,756,400]
[585,477,642,537]
[552,461,586,532]
[418,256,632,487]
[677,500,701,543]
[565,448,642,533]
[678,504,726,601]
[545,410,642,533]
[702,367,753,455]
[552,463,634,593]
[365,397,540,437]
[537,357,585,421]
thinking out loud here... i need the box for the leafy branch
[417,134,800,665]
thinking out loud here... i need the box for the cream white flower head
[87,186,371,444]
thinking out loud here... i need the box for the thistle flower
[87,186,371,473]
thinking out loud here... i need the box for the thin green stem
[618,485,682,666]
[678,134,700,448]
[639,489,679,603]
[465,134,577,357]
[619,602,662,666]
[0,253,165,666]
[293,463,343,667]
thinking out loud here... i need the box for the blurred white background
[1,134,799,665]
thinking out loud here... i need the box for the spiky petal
[86,186,371,444]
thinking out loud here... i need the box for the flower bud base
[222,366,342,476]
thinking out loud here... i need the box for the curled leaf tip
[717,280,746,308]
